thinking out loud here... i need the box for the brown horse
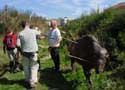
[67,35,109,86]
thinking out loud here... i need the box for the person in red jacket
[3,27,20,73]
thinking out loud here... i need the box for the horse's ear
[67,41,76,53]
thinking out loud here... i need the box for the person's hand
[40,33,46,39]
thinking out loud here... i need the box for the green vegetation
[62,8,125,69]
[0,5,48,35]
[0,41,125,90]
[0,6,125,90]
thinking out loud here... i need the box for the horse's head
[98,48,109,73]
[67,39,78,54]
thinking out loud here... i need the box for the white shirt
[45,28,62,47]
[17,27,40,52]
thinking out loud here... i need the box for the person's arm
[3,45,6,54]
[35,29,47,39]
[40,33,46,39]
[16,35,22,53]
[3,37,6,54]
[40,30,50,39]
[53,37,62,47]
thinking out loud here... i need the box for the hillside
[0,4,125,90]
[62,5,125,63]
[110,2,125,9]
[0,5,48,35]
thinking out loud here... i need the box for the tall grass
[0,40,125,90]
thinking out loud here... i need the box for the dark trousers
[50,47,60,71]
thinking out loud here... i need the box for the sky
[0,0,125,19]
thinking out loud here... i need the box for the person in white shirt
[44,20,62,72]
[30,26,41,71]
[17,21,40,88]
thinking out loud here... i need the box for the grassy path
[0,41,125,90]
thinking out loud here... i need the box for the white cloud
[72,8,83,16]
[35,12,47,17]
[85,0,109,13]
[72,0,82,5]
[37,0,73,10]
[57,3,74,10]
[37,0,64,5]
[38,0,75,10]
[89,0,106,9]
[26,6,48,17]
[1,0,124,18]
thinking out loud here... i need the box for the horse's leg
[83,67,92,86]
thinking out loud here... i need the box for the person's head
[50,20,57,29]
[21,21,29,29]
[30,25,34,29]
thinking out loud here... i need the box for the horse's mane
[78,35,99,44]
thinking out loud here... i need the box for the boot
[9,61,14,73]
[14,61,20,72]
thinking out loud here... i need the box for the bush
[62,9,125,69]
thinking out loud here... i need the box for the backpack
[4,33,17,49]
